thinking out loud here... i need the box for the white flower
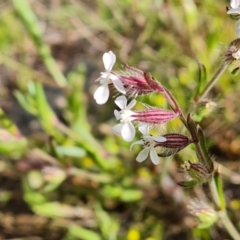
[94,51,126,104]
[130,126,166,165]
[228,0,240,14]
[112,95,136,142]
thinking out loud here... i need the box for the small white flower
[228,0,240,15]
[130,126,166,165]
[112,95,136,142]
[94,51,126,105]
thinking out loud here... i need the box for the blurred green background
[0,0,240,239]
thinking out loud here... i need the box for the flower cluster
[93,51,190,165]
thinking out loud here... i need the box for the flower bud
[187,199,218,229]
[178,161,213,187]
[115,66,156,96]
[224,38,240,65]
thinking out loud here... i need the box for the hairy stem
[197,64,228,102]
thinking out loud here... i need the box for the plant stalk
[219,210,240,240]
[197,64,228,102]
[209,178,240,240]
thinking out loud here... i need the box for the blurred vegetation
[0,0,239,239]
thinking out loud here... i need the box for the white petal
[114,110,121,120]
[151,136,166,142]
[112,123,123,135]
[103,51,116,72]
[136,148,149,162]
[138,123,149,135]
[127,99,137,109]
[114,95,127,109]
[121,122,136,142]
[95,76,103,82]
[111,76,126,94]
[236,20,240,38]
[150,147,160,165]
[130,140,144,151]
[227,8,240,14]
[231,0,240,8]
[93,84,109,104]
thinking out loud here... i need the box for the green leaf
[94,203,119,240]
[14,90,38,115]
[32,202,77,218]
[120,189,143,202]
[65,225,102,240]
[55,145,86,158]
[193,61,207,99]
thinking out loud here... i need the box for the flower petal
[103,51,116,72]
[231,0,240,8]
[138,123,149,135]
[130,140,144,151]
[114,95,128,109]
[114,110,121,120]
[227,8,240,14]
[111,76,126,94]
[136,148,149,162]
[121,122,136,142]
[93,84,109,104]
[127,98,137,110]
[112,123,123,135]
[150,147,160,165]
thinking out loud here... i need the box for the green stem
[209,178,221,208]
[219,210,240,240]
[197,64,228,102]
[209,178,240,240]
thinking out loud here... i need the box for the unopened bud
[224,38,240,65]
[188,199,218,229]
[115,66,156,96]
[178,161,213,187]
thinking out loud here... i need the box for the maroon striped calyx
[155,133,191,157]
[132,108,179,125]
[156,133,191,149]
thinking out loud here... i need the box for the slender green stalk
[209,178,221,209]
[197,64,228,102]
[12,0,67,87]
[219,210,240,240]
[209,178,240,240]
